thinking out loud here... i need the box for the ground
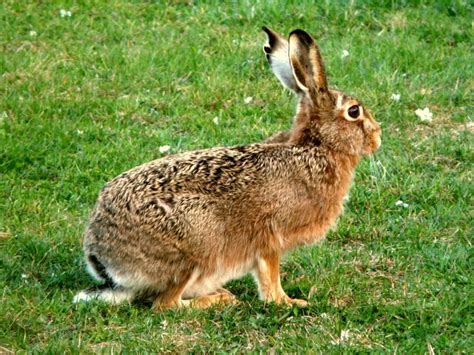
[0,1,472,352]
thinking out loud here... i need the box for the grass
[1,0,472,352]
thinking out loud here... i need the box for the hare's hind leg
[187,288,238,309]
[151,269,200,311]
[152,276,237,311]
[151,284,188,311]
[73,285,136,305]
[74,255,137,304]
[254,253,308,307]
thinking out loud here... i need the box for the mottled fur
[74,28,381,310]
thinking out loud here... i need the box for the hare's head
[263,27,381,156]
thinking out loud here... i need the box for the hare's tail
[73,254,135,304]
[85,254,114,285]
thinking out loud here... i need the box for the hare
[74,28,381,311]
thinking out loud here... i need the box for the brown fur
[74,28,381,310]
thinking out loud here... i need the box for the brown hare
[74,28,381,311]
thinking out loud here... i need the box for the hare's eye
[348,105,360,119]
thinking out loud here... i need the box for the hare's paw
[284,296,308,307]
[152,289,238,312]
[190,289,239,309]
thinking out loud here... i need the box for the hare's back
[101,144,273,200]
[88,144,278,230]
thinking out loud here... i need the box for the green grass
[1,0,472,352]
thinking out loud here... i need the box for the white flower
[29,30,37,37]
[331,329,351,345]
[340,330,351,342]
[395,200,409,208]
[341,49,349,58]
[76,129,84,135]
[320,312,330,319]
[60,9,72,17]
[391,93,401,102]
[244,96,253,104]
[21,273,28,279]
[415,107,433,123]
[159,145,171,153]
[0,111,7,123]
[212,116,219,125]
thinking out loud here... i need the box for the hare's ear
[288,29,331,106]
[262,26,301,94]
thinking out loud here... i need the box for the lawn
[1,1,472,352]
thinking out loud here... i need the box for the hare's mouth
[374,132,382,151]
[363,130,381,155]
[369,132,382,154]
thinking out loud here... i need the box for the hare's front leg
[254,253,308,307]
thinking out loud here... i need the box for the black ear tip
[290,29,306,35]
[289,29,314,45]
[262,26,274,38]
[262,26,277,47]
